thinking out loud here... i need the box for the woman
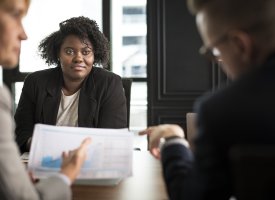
[0,0,90,199]
[15,16,127,153]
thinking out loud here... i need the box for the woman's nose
[73,51,83,62]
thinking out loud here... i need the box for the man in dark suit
[140,0,275,199]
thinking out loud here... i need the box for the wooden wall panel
[147,0,225,131]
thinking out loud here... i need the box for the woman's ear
[228,30,253,63]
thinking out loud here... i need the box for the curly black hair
[38,16,110,67]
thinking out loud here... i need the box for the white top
[56,89,80,127]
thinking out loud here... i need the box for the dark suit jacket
[15,66,127,153]
[161,53,275,200]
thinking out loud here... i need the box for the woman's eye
[82,50,91,55]
[65,49,74,55]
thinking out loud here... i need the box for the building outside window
[111,0,147,131]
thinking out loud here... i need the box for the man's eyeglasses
[199,33,228,61]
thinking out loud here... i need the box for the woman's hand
[139,124,184,159]
[60,138,92,183]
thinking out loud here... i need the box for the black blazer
[15,67,127,153]
[161,53,275,200]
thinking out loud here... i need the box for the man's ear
[228,30,253,63]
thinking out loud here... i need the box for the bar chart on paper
[28,124,134,179]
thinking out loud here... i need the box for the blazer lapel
[78,71,97,127]
[42,68,62,125]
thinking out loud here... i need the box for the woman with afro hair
[15,16,127,153]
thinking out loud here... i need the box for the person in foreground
[140,0,275,199]
[0,0,91,199]
[15,16,127,153]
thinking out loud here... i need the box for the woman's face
[0,0,28,68]
[59,35,95,82]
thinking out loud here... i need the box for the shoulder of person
[0,85,12,111]
[24,67,60,83]
[194,74,259,121]
[91,67,122,81]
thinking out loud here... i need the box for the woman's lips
[72,65,86,70]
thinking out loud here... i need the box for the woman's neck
[62,79,83,96]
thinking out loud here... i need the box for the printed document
[28,124,133,183]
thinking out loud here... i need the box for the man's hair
[187,0,275,30]
[38,16,110,68]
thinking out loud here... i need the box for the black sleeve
[14,75,36,153]
[97,74,127,128]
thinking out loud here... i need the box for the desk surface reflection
[72,151,168,200]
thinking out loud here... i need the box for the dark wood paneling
[147,0,225,130]
[149,107,191,135]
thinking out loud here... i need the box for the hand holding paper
[60,138,92,183]
[28,124,133,185]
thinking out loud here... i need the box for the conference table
[72,150,169,200]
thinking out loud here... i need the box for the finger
[148,131,159,149]
[28,171,39,183]
[149,130,161,150]
[150,148,161,160]
[77,137,92,154]
[149,135,158,149]
[28,171,34,179]
[139,130,148,135]
[138,129,150,135]
[62,151,68,159]
[81,137,92,145]
[139,126,156,136]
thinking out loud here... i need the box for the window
[123,36,146,46]
[123,6,145,15]
[123,6,146,23]
[111,0,147,131]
